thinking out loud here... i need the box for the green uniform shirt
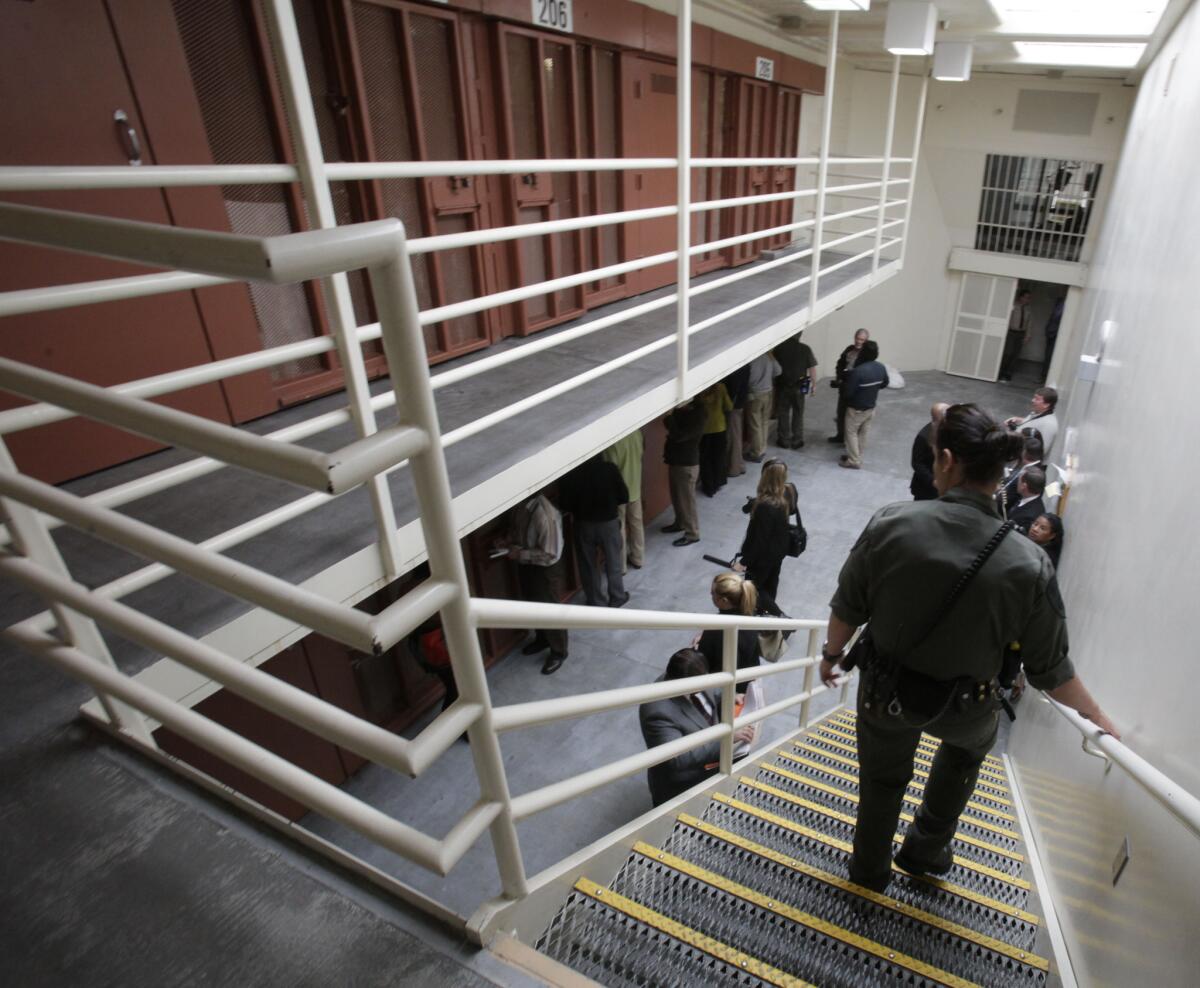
[603,431,644,499]
[830,487,1075,691]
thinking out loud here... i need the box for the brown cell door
[345,0,491,363]
[726,77,771,267]
[575,44,627,310]
[766,87,803,250]
[496,25,587,333]
[691,68,730,277]
[622,57,678,296]
[0,0,264,484]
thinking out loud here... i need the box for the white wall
[1008,3,1200,982]
[809,67,1136,376]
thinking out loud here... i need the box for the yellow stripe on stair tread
[793,741,1013,803]
[630,843,983,988]
[757,761,1021,843]
[742,774,1024,864]
[740,778,1029,889]
[711,793,1041,926]
[676,814,1049,973]
[573,878,812,988]
[825,720,1003,773]
[776,750,1017,824]
[818,722,1008,775]
[809,729,1009,785]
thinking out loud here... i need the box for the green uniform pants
[849,691,999,891]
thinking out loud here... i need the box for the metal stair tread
[616,842,984,988]
[775,749,1018,824]
[734,779,1031,891]
[540,877,809,987]
[756,760,1021,847]
[806,729,1010,785]
[673,813,1050,977]
[709,793,1039,922]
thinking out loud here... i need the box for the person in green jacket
[603,429,645,571]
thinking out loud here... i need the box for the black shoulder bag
[842,521,1015,726]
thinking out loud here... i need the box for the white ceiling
[716,0,1192,81]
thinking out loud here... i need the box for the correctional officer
[818,403,1117,892]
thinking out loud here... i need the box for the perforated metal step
[532,711,1051,987]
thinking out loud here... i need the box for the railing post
[799,628,820,728]
[898,70,929,270]
[807,12,839,322]
[0,439,157,747]
[262,0,403,578]
[873,55,901,276]
[719,626,737,774]
[674,0,692,401]
[370,234,527,900]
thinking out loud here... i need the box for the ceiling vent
[1013,89,1099,136]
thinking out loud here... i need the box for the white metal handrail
[1043,695,1200,840]
[0,0,922,923]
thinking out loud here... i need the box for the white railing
[0,201,855,917]
[1043,695,1200,840]
[0,0,906,928]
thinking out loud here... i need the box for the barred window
[975,154,1102,262]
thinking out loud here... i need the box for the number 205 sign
[532,0,573,33]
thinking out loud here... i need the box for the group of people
[492,433,646,675]
[911,388,1066,568]
[641,399,1115,898]
[496,322,1116,897]
[662,326,891,550]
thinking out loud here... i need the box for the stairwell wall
[807,67,1135,378]
[1007,3,1200,983]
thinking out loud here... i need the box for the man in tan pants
[662,400,705,546]
[604,430,645,571]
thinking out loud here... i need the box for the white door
[945,273,1017,380]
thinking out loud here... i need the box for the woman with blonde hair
[737,458,799,603]
[695,571,779,752]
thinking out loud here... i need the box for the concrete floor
[0,236,1048,982]
[298,361,1048,918]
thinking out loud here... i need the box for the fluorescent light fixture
[1013,42,1147,68]
[885,1,937,56]
[933,42,973,80]
[803,0,871,9]
[987,1,1168,37]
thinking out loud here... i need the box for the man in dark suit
[1007,466,1047,532]
[998,434,1045,514]
[910,401,948,500]
[639,648,754,806]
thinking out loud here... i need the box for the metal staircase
[533,709,1055,987]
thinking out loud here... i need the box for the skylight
[1012,42,1147,68]
[988,1,1169,37]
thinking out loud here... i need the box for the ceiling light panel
[1013,42,1147,67]
[987,1,1168,37]
[933,42,973,80]
[803,1,871,9]
[885,1,937,56]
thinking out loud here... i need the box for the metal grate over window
[975,154,1102,263]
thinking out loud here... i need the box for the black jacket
[842,360,889,410]
[663,404,706,466]
[559,458,629,523]
[1008,496,1046,533]
[639,687,722,806]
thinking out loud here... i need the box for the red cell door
[622,57,678,296]
[692,68,732,277]
[496,25,588,332]
[574,44,627,310]
[0,0,272,484]
[343,0,492,363]
[726,77,772,267]
[766,87,803,251]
